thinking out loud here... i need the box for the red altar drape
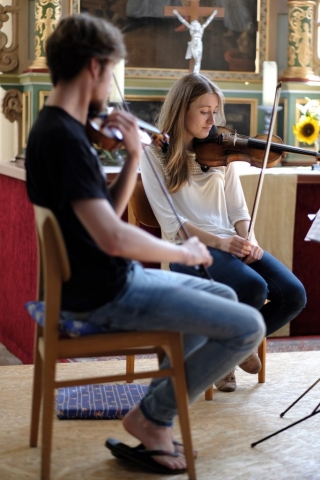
[0,174,37,364]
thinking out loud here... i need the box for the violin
[86,109,169,153]
[193,126,320,172]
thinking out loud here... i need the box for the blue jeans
[171,249,307,336]
[64,262,265,426]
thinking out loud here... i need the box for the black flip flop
[106,437,187,475]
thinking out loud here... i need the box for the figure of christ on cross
[164,0,224,72]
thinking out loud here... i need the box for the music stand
[251,209,320,448]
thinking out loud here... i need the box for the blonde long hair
[156,73,225,193]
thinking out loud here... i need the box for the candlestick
[258,105,283,134]
[262,61,277,107]
[109,59,125,104]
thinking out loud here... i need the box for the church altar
[238,165,320,337]
[1,161,320,363]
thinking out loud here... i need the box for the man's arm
[103,110,142,217]
[72,198,213,267]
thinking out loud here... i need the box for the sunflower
[293,116,319,145]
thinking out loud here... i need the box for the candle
[262,61,277,107]
[109,59,125,104]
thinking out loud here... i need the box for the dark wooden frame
[78,0,268,81]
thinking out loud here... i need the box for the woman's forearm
[178,222,223,249]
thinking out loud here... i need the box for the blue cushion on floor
[56,383,149,419]
[25,301,106,337]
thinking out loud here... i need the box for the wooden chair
[29,205,196,480]
[129,179,267,401]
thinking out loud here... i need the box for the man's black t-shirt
[26,106,131,312]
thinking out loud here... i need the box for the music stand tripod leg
[280,378,320,417]
[251,378,320,448]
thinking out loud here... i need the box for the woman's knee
[238,277,268,309]
[288,280,307,312]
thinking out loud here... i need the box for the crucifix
[164,0,224,72]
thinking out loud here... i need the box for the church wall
[269,0,288,67]
[0,0,318,162]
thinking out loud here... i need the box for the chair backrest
[130,180,160,228]
[33,205,70,327]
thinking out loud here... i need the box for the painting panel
[124,97,164,126]
[224,98,258,137]
[79,0,265,79]
[122,96,257,137]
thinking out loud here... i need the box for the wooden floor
[1,353,320,479]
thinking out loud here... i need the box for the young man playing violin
[25,14,265,475]
[140,73,307,393]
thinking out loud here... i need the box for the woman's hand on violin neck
[218,235,252,259]
[182,236,213,267]
[103,109,142,162]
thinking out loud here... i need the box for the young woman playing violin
[140,73,307,392]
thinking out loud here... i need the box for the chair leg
[205,386,213,401]
[126,355,135,383]
[168,336,196,480]
[258,337,267,383]
[41,353,57,480]
[30,325,43,447]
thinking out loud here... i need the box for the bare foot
[172,437,198,459]
[123,405,187,471]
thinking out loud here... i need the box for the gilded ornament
[2,89,22,123]
[0,5,9,29]
[0,2,19,73]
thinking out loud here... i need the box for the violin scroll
[150,132,170,153]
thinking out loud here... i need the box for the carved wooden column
[0,2,20,160]
[2,89,22,154]
[0,1,19,73]
[281,0,317,81]
[28,0,62,71]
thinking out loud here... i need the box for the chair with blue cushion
[28,205,196,480]
[129,179,267,401]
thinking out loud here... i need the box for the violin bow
[247,82,282,242]
[111,73,214,282]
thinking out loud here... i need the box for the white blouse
[140,145,251,244]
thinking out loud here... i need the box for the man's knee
[238,305,266,344]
